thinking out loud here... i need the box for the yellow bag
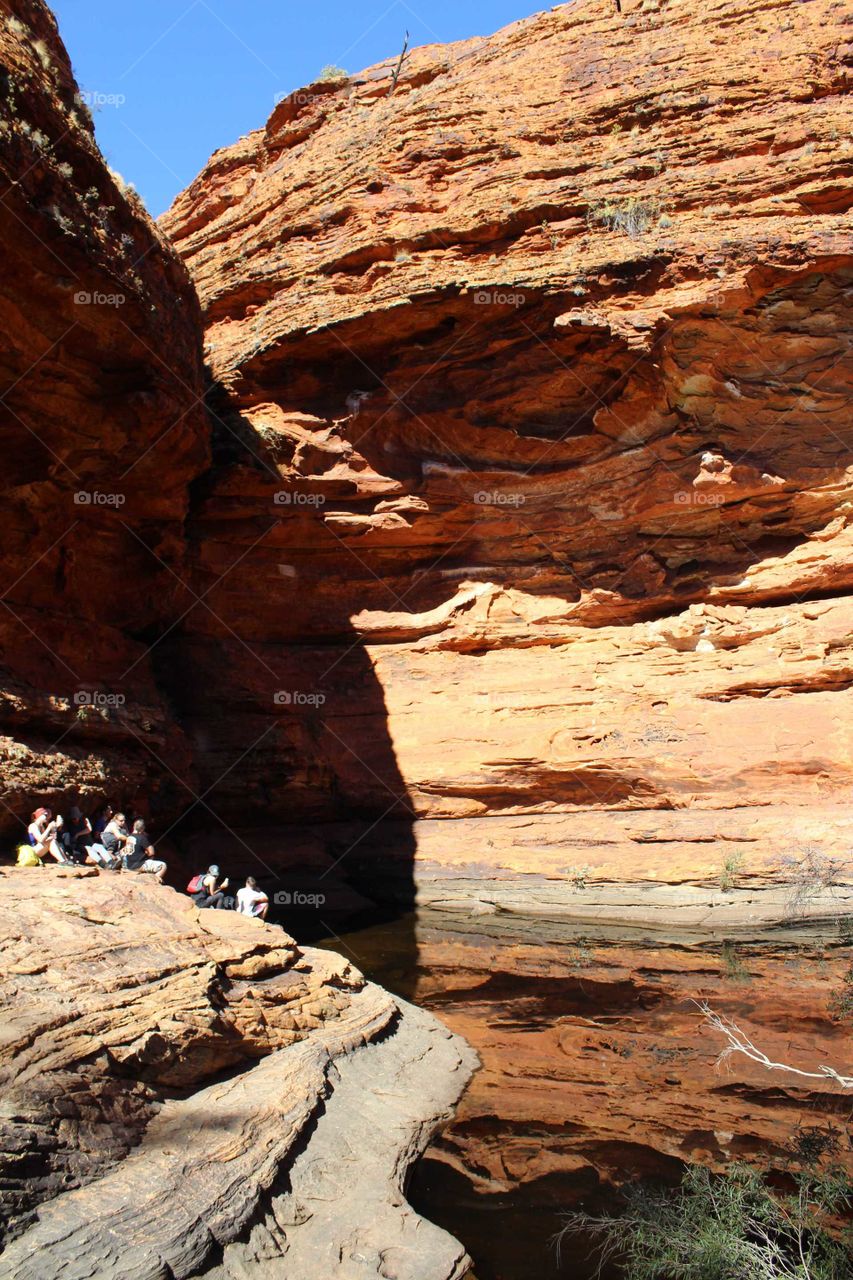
[16,845,41,867]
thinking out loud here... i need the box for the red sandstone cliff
[0,0,209,828]
[1,0,852,908]
[161,0,853,910]
[1,3,851,1275]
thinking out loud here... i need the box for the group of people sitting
[188,867,269,920]
[20,803,270,922]
[24,804,166,880]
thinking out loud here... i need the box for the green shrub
[563,864,592,890]
[318,64,348,82]
[559,1159,853,1280]
[720,941,751,984]
[719,851,744,893]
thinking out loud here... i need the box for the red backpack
[186,873,205,894]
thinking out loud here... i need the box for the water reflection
[318,910,852,1280]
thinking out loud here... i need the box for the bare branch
[388,30,410,95]
[697,1002,853,1089]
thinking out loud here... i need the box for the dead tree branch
[698,1002,853,1089]
[388,30,410,95]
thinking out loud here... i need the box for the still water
[317,909,852,1280]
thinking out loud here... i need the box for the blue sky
[51,0,551,217]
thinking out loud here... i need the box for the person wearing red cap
[27,808,68,863]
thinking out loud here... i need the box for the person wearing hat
[27,808,68,863]
[192,865,230,909]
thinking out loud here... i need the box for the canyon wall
[0,0,210,833]
[162,0,853,911]
[1,0,851,907]
[0,17,478,1276]
[403,910,853,1279]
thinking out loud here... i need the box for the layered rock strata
[0,0,209,829]
[0,869,476,1278]
[161,0,853,914]
[357,910,853,1279]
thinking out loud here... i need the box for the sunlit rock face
[161,0,853,907]
[0,2,210,829]
[0,871,476,1279]
[2,0,852,907]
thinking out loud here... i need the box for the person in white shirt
[236,876,269,920]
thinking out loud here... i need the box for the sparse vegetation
[72,91,95,131]
[720,941,751,984]
[829,960,853,1022]
[781,847,845,920]
[563,864,592,890]
[108,165,130,192]
[541,218,560,249]
[568,938,594,968]
[318,64,348,82]
[558,1155,853,1280]
[48,205,73,234]
[32,38,53,72]
[587,195,663,239]
[719,851,744,893]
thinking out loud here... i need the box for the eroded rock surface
[353,911,853,1279]
[0,870,476,1278]
[160,0,853,912]
[0,1,210,827]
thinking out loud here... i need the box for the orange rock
[0,2,209,825]
[2,0,852,920]
[161,0,853,910]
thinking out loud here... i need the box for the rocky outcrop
[0,869,476,1278]
[0,1,209,831]
[160,0,853,913]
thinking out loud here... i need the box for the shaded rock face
[0,1,209,832]
[0,869,476,1278]
[356,912,853,1280]
[160,0,853,904]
